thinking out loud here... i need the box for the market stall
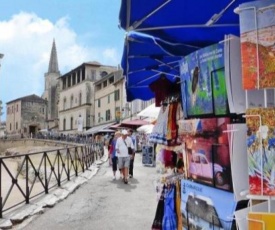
[118,0,275,229]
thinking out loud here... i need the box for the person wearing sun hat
[115,129,134,184]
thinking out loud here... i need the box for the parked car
[189,153,225,186]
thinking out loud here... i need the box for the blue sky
[0,0,125,120]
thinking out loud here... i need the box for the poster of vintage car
[246,107,275,195]
[186,138,232,191]
[179,42,228,118]
[184,117,232,191]
[239,0,275,89]
[181,180,237,230]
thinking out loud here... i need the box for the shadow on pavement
[109,178,138,191]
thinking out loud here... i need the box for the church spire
[48,39,59,73]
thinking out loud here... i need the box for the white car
[189,153,225,186]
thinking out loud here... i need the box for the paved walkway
[14,152,158,230]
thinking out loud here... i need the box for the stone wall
[0,139,79,155]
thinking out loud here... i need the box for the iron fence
[0,142,104,218]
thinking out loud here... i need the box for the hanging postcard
[179,43,229,118]
[246,107,275,195]
[181,180,237,230]
[239,0,275,89]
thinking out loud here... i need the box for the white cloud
[0,12,121,120]
[103,48,120,65]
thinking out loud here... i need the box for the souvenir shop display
[248,212,275,230]
[149,74,174,107]
[147,1,275,228]
[246,107,275,196]
[224,35,246,114]
[152,173,185,230]
[239,0,275,90]
[179,43,229,118]
[142,145,155,166]
[227,123,249,202]
[235,200,275,230]
[178,117,234,192]
[181,180,237,230]
[119,0,275,229]
[149,39,252,229]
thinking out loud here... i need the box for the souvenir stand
[149,33,249,229]
[118,0,275,229]
[136,125,156,166]
[148,77,188,230]
[234,1,275,229]
[137,109,159,166]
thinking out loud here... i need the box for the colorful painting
[181,180,237,230]
[182,117,232,191]
[248,212,275,230]
[186,138,232,191]
[179,43,228,118]
[212,68,229,115]
[246,108,275,195]
[239,0,275,89]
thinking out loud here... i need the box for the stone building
[93,69,124,127]
[6,94,47,137]
[58,61,118,134]
[41,39,60,131]
[91,69,155,133]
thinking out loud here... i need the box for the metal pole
[0,53,4,127]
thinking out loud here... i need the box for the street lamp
[0,53,4,67]
[0,54,4,127]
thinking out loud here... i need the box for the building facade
[94,69,155,128]
[58,61,118,134]
[94,69,124,126]
[6,94,47,137]
[4,39,155,138]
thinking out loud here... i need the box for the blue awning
[119,0,251,46]
[119,0,252,102]
[122,32,193,101]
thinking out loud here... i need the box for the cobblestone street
[14,152,157,230]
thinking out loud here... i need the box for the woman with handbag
[128,129,136,178]
[109,131,121,180]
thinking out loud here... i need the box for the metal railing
[0,141,104,218]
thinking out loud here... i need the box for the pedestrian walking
[109,131,121,180]
[128,129,136,178]
[115,129,134,184]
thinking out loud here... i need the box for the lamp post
[0,53,4,126]
[0,100,3,127]
[0,53,4,66]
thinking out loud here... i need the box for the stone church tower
[42,39,60,130]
